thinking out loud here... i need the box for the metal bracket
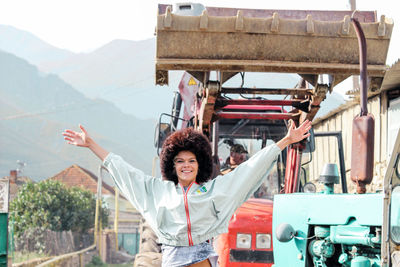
[299,74,318,88]
[314,83,329,99]
[187,71,210,86]
[370,77,384,92]
[328,74,350,92]
[198,81,220,135]
[156,70,169,85]
[220,72,239,85]
[300,83,329,123]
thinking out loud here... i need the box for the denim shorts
[161,241,219,267]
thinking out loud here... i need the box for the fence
[36,244,96,267]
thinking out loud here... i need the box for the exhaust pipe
[350,17,375,194]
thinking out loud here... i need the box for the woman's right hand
[63,124,91,147]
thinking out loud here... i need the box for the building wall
[309,92,389,193]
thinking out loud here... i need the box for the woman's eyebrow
[174,157,196,160]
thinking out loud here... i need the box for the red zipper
[180,182,194,246]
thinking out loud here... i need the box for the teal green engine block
[272,193,383,267]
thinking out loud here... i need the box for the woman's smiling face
[174,150,199,187]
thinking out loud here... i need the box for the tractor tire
[137,218,162,266]
[134,252,162,267]
[138,218,162,253]
[140,238,161,253]
[140,227,158,241]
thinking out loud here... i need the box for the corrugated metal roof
[381,60,400,91]
[312,100,358,125]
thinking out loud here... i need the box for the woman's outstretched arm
[276,119,312,150]
[62,125,109,161]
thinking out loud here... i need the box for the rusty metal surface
[217,112,298,120]
[155,5,392,86]
[350,115,375,194]
[156,11,392,61]
[197,83,219,134]
[156,59,387,76]
[352,18,369,116]
[215,99,306,107]
[156,31,391,64]
[349,18,375,194]
[220,87,313,96]
[300,84,329,123]
[158,4,377,22]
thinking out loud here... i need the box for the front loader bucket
[156,6,393,86]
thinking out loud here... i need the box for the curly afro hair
[160,128,213,185]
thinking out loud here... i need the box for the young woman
[62,119,311,267]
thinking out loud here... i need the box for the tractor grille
[229,249,274,263]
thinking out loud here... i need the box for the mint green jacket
[103,143,281,246]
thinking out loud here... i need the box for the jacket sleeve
[102,153,163,215]
[211,143,281,212]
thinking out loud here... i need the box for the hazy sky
[0,0,397,63]
[0,0,398,97]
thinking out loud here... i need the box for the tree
[9,180,109,253]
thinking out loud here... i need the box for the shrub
[9,180,109,253]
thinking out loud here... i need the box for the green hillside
[0,51,155,180]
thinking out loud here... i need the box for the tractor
[135,3,393,266]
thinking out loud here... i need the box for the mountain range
[0,24,345,180]
[0,49,155,180]
[0,25,344,120]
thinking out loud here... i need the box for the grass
[86,255,134,267]
[105,264,134,267]
[11,251,49,263]
[13,252,134,266]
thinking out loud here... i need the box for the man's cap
[230,144,248,154]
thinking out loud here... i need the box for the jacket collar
[177,181,199,193]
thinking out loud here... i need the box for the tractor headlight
[303,182,317,193]
[236,233,252,249]
[256,233,271,249]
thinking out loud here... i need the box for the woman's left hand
[287,119,312,144]
[276,119,312,150]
